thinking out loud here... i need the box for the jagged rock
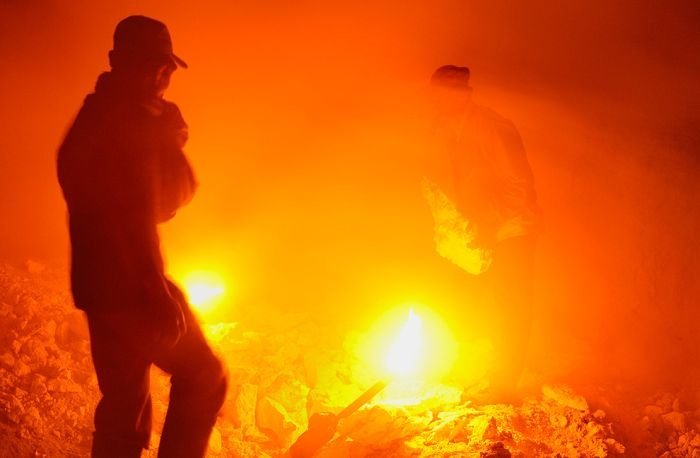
[542,385,588,411]
[29,374,47,395]
[672,397,681,412]
[13,359,32,377]
[21,338,49,367]
[264,373,308,414]
[468,415,499,446]
[256,396,299,446]
[55,311,89,345]
[690,434,700,447]
[0,301,12,316]
[586,421,604,437]
[661,411,687,433]
[226,435,268,458]
[605,437,625,454]
[0,351,16,367]
[6,395,25,423]
[483,417,500,441]
[262,372,309,429]
[656,393,675,413]
[339,404,433,448]
[41,320,57,340]
[232,383,258,430]
[425,409,472,443]
[23,406,43,431]
[550,413,568,428]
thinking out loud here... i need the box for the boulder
[256,396,299,446]
[542,385,588,411]
[661,411,687,433]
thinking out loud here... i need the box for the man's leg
[87,313,153,458]
[487,234,537,400]
[154,282,228,458]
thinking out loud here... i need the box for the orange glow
[179,270,227,315]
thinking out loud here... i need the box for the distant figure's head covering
[112,15,188,69]
[430,65,470,89]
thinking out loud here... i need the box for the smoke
[0,0,698,388]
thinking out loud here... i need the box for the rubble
[257,396,300,446]
[638,392,700,457]
[232,382,258,430]
[1,261,697,457]
[0,262,96,456]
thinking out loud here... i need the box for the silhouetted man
[57,16,227,457]
[429,65,539,402]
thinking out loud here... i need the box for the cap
[430,65,470,89]
[113,15,188,69]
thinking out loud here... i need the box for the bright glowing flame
[353,303,457,384]
[386,309,424,377]
[181,271,226,314]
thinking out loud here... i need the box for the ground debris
[0,263,95,456]
[5,261,691,457]
[635,390,700,457]
[314,384,623,458]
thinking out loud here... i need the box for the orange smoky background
[0,0,698,388]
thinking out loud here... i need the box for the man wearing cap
[428,65,539,402]
[58,16,227,457]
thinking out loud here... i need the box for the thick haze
[1,1,698,387]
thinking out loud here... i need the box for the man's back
[58,71,194,311]
[449,103,539,243]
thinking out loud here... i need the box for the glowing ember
[180,271,226,314]
[386,309,424,377]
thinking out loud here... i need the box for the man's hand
[148,280,187,349]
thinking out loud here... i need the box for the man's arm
[115,120,186,345]
[156,102,198,222]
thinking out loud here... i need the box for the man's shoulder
[160,99,181,113]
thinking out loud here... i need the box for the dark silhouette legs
[87,290,227,458]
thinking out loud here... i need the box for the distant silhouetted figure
[57,16,227,457]
[429,65,539,402]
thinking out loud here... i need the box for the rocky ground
[1,262,698,457]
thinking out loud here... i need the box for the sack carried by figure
[422,177,492,275]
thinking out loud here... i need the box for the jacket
[57,72,196,312]
[438,104,539,244]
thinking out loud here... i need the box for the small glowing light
[181,271,226,314]
[386,309,424,377]
[353,303,457,385]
